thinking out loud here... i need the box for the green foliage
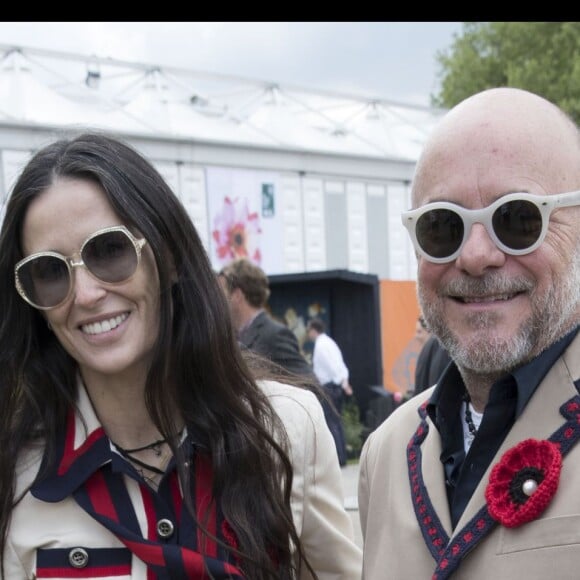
[342,397,364,459]
[433,22,580,124]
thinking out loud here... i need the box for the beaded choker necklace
[462,392,478,438]
[462,391,484,454]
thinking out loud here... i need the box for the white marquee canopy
[0,44,446,163]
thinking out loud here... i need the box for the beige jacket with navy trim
[359,330,580,580]
[5,379,362,579]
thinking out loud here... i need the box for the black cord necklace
[116,437,167,456]
[112,442,167,475]
[462,391,479,438]
[111,429,184,478]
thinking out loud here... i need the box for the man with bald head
[358,88,580,579]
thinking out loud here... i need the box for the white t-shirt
[312,333,349,386]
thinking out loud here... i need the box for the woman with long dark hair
[0,133,361,579]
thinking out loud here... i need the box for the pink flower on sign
[212,196,262,265]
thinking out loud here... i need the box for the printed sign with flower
[212,196,262,265]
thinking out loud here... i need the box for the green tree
[432,22,580,124]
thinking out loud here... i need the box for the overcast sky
[0,22,463,107]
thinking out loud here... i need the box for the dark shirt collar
[427,325,579,422]
[426,325,579,528]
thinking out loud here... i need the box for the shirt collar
[31,377,199,503]
[427,325,579,422]
[238,308,263,335]
[31,379,111,502]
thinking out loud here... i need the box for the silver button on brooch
[68,547,89,568]
[157,518,175,539]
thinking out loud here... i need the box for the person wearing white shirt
[307,318,353,466]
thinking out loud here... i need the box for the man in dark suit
[218,258,314,377]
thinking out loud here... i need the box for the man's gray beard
[419,251,580,375]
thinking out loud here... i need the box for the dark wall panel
[267,270,382,421]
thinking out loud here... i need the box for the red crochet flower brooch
[485,438,562,528]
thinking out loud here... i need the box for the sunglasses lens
[416,209,464,259]
[82,230,139,283]
[17,256,70,308]
[492,200,543,250]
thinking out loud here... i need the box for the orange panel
[379,280,423,394]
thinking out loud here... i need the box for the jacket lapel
[454,332,580,533]
[422,415,454,535]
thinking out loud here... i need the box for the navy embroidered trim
[407,395,580,580]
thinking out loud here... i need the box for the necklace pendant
[466,430,475,449]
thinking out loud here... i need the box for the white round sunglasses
[401,190,580,264]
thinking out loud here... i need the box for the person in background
[415,315,431,348]
[307,318,353,467]
[414,317,452,395]
[358,88,580,579]
[218,258,314,379]
[0,133,362,579]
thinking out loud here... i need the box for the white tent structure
[0,44,446,280]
